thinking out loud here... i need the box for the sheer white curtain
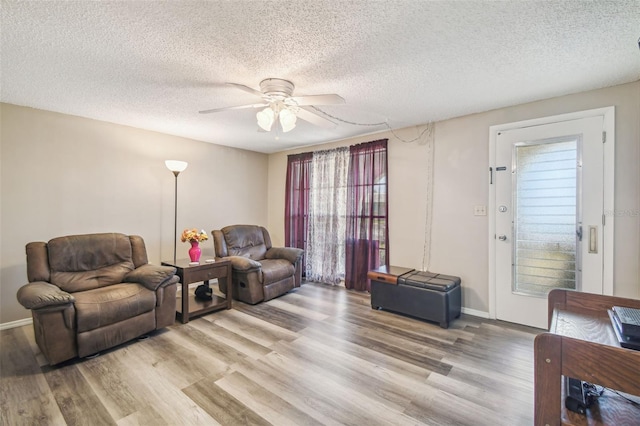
[305,147,350,284]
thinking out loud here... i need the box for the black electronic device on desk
[608,306,640,351]
[613,306,640,337]
[565,377,598,415]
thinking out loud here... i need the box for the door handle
[589,226,598,253]
[498,235,507,241]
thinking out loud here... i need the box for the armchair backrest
[26,233,149,293]
[214,225,272,260]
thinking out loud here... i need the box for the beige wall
[0,104,268,324]
[267,81,640,314]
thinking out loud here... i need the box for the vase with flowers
[181,228,208,263]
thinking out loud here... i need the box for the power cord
[603,386,640,408]
[584,383,640,408]
[309,105,433,144]
[309,105,387,127]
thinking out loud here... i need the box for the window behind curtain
[284,140,388,290]
[306,147,350,284]
[345,139,389,291]
[284,152,312,258]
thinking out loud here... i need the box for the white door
[494,116,606,329]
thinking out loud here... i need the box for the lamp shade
[165,160,188,173]
[279,108,297,133]
[256,107,275,131]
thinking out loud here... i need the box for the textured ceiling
[2,1,639,154]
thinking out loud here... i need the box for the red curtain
[284,153,312,262]
[345,139,389,291]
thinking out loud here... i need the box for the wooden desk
[161,258,232,324]
[534,289,640,425]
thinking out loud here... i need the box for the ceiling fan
[199,78,345,133]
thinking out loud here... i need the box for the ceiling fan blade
[296,107,337,129]
[288,94,345,106]
[199,103,269,114]
[226,82,266,98]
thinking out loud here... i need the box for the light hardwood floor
[1,282,541,425]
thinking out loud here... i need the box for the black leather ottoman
[369,267,462,328]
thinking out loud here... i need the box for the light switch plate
[474,205,487,216]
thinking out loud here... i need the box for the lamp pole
[165,160,188,264]
[172,170,179,263]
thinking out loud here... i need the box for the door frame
[488,107,615,322]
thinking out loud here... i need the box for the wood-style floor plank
[0,327,67,426]
[0,282,545,425]
[216,371,325,426]
[299,325,435,383]
[262,298,330,322]
[271,336,434,412]
[42,362,115,426]
[182,378,266,426]
[228,356,348,425]
[187,318,273,360]
[75,352,152,421]
[272,291,347,318]
[308,317,453,375]
[108,341,219,425]
[233,301,315,332]
[425,371,533,425]
[209,309,299,347]
[235,351,425,426]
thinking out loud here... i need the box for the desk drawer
[186,266,227,283]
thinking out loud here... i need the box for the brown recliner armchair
[212,225,304,304]
[16,233,179,365]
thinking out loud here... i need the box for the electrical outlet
[474,205,487,216]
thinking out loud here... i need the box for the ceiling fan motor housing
[259,78,295,99]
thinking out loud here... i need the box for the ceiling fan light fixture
[279,107,297,133]
[203,78,343,133]
[256,107,275,131]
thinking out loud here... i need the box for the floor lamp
[165,160,188,263]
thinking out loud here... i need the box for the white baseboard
[461,307,490,319]
[0,317,32,330]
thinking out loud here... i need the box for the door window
[513,137,579,296]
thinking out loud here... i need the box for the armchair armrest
[266,247,304,264]
[226,255,262,271]
[125,264,178,291]
[17,282,74,310]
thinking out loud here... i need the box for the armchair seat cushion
[74,283,156,333]
[260,259,295,284]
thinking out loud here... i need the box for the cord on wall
[310,105,433,144]
[421,123,435,272]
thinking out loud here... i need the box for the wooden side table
[161,258,233,324]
